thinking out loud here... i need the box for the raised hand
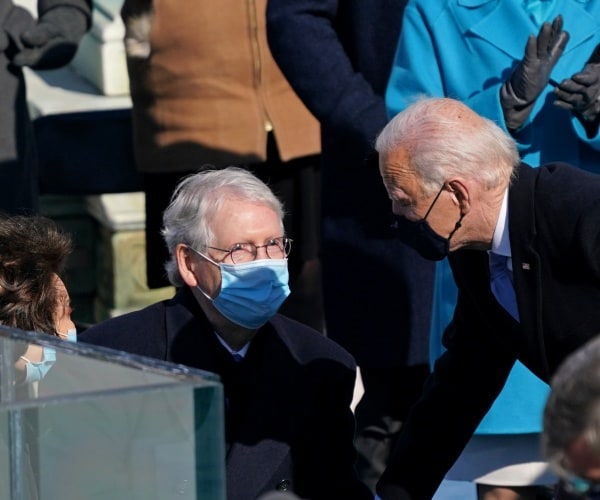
[501,15,570,131]
[554,44,600,135]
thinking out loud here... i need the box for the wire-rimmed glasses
[208,236,292,264]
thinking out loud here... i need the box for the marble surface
[24,66,131,119]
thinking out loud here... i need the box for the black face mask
[391,185,463,261]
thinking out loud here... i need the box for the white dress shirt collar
[214,332,250,359]
[490,187,511,258]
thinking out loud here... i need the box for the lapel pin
[522,263,530,270]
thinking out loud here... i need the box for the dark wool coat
[80,287,373,500]
[378,163,600,499]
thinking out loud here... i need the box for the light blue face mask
[58,328,77,343]
[20,346,56,384]
[198,258,291,329]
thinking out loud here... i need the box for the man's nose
[256,245,270,259]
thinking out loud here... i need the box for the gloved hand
[554,44,600,136]
[12,6,89,70]
[500,15,569,131]
[1,6,35,55]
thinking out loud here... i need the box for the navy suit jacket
[80,287,371,500]
[267,0,435,369]
[378,163,600,499]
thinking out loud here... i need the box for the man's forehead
[380,148,413,186]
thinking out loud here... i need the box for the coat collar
[163,287,220,370]
[164,288,303,495]
[456,0,598,61]
[508,163,551,379]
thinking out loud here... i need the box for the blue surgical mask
[198,258,290,329]
[20,346,56,384]
[58,328,77,343]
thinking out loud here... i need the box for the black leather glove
[12,6,89,70]
[500,15,570,131]
[554,44,600,136]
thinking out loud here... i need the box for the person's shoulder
[532,162,600,190]
[78,298,169,347]
[514,163,600,223]
[269,314,357,367]
[539,161,598,176]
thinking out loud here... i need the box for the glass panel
[0,326,225,500]
[0,412,11,499]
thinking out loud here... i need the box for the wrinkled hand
[12,6,88,70]
[554,44,600,131]
[501,15,570,131]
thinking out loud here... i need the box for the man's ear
[176,244,200,287]
[446,179,471,214]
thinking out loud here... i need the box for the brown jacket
[122,0,320,173]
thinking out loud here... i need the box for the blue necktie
[231,353,243,363]
[489,253,520,321]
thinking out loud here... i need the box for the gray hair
[375,97,519,196]
[162,167,285,287]
[543,335,600,477]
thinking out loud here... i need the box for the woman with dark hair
[0,215,75,500]
[0,214,75,385]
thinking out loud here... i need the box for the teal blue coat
[387,0,600,173]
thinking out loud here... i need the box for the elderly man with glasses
[80,167,372,500]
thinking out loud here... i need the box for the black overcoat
[81,287,372,500]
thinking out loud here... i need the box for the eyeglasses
[561,475,600,498]
[207,237,292,264]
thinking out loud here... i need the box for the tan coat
[122,0,320,173]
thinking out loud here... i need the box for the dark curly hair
[0,215,73,336]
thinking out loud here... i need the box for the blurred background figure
[1,0,91,214]
[121,0,324,331]
[543,334,600,500]
[266,0,435,493]
[385,2,600,497]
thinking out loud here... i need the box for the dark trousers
[354,364,430,493]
